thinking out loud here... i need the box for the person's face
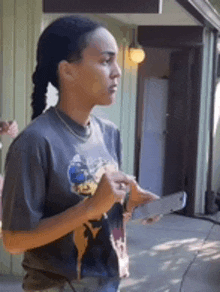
[70,27,122,107]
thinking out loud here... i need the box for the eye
[102,58,112,65]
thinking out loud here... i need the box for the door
[139,78,168,196]
[163,49,194,196]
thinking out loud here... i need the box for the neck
[57,93,92,127]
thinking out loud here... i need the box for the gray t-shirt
[2,107,129,290]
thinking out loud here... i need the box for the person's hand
[7,121,19,138]
[0,175,4,195]
[0,120,18,138]
[141,215,162,225]
[87,171,133,219]
[126,179,160,212]
[0,121,10,135]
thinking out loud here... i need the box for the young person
[2,16,159,292]
[0,120,18,233]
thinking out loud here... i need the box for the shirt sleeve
[2,132,48,231]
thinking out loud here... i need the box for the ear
[58,60,75,82]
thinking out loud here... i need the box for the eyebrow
[101,51,116,56]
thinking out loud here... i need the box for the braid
[31,64,49,120]
[30,16,104,120]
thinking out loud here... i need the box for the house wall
[0,0,42,173]
[0,0,42,276]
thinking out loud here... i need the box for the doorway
[135,28,203,215]
[137,47,180,197]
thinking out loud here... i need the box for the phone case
[132,191,187,220]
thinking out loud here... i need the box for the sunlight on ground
[152,237,220,263]
[129,237,220,265]
[128,238,220,281]
[152,238,199,251]
[120,275,150,288]
[169,278,181,284]
[122,238,201,291]
[198,241,220,261]
[121,236,220,291]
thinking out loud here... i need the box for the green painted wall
[0,0,42,276]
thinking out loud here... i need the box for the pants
[24,277,121,292]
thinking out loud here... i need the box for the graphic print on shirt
[110,224,129,278]
[68,154,122,279]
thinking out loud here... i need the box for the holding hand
[87,171,133,219]
[126,179,159,210]
[125,177,161,225]
[87,171,161,225]
[0,120,19,138]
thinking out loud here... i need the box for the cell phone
[132,191,187,220]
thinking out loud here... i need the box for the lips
[109,84,118,91]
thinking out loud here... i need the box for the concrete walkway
[1,213,220,292]
[121,213,220,292]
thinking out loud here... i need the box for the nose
[111,61,122,79]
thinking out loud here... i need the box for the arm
[3,172,132,255]
[3,198,93,255]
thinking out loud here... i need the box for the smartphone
[132,191,187,220]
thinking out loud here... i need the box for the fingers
[113,184,128,203]
[141,215,163,225]
[98,171,137,206]
[0,120,19,138]
[102,172,129,203]
[116,182,127,192]
[106,172,136,195]
[3,121,18,138]
[146,193,160,202]
[0,121,9,133]
[109,172,131,185]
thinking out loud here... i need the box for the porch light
[129,28,146,64]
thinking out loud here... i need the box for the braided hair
[31,16,104,120]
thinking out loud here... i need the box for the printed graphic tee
[2,107,129,290]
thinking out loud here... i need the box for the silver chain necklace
[54,107,92,142]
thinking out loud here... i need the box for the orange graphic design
[68,155,118,279]
[110,227,129,278]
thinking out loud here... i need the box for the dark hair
[31,16,104,120]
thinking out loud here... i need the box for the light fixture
[129,28,146,64]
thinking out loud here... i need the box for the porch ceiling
[107,0,201,26]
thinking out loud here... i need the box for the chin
[104,94,117,106]
[95,92,117,107]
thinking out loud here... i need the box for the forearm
[3,198,93,254]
